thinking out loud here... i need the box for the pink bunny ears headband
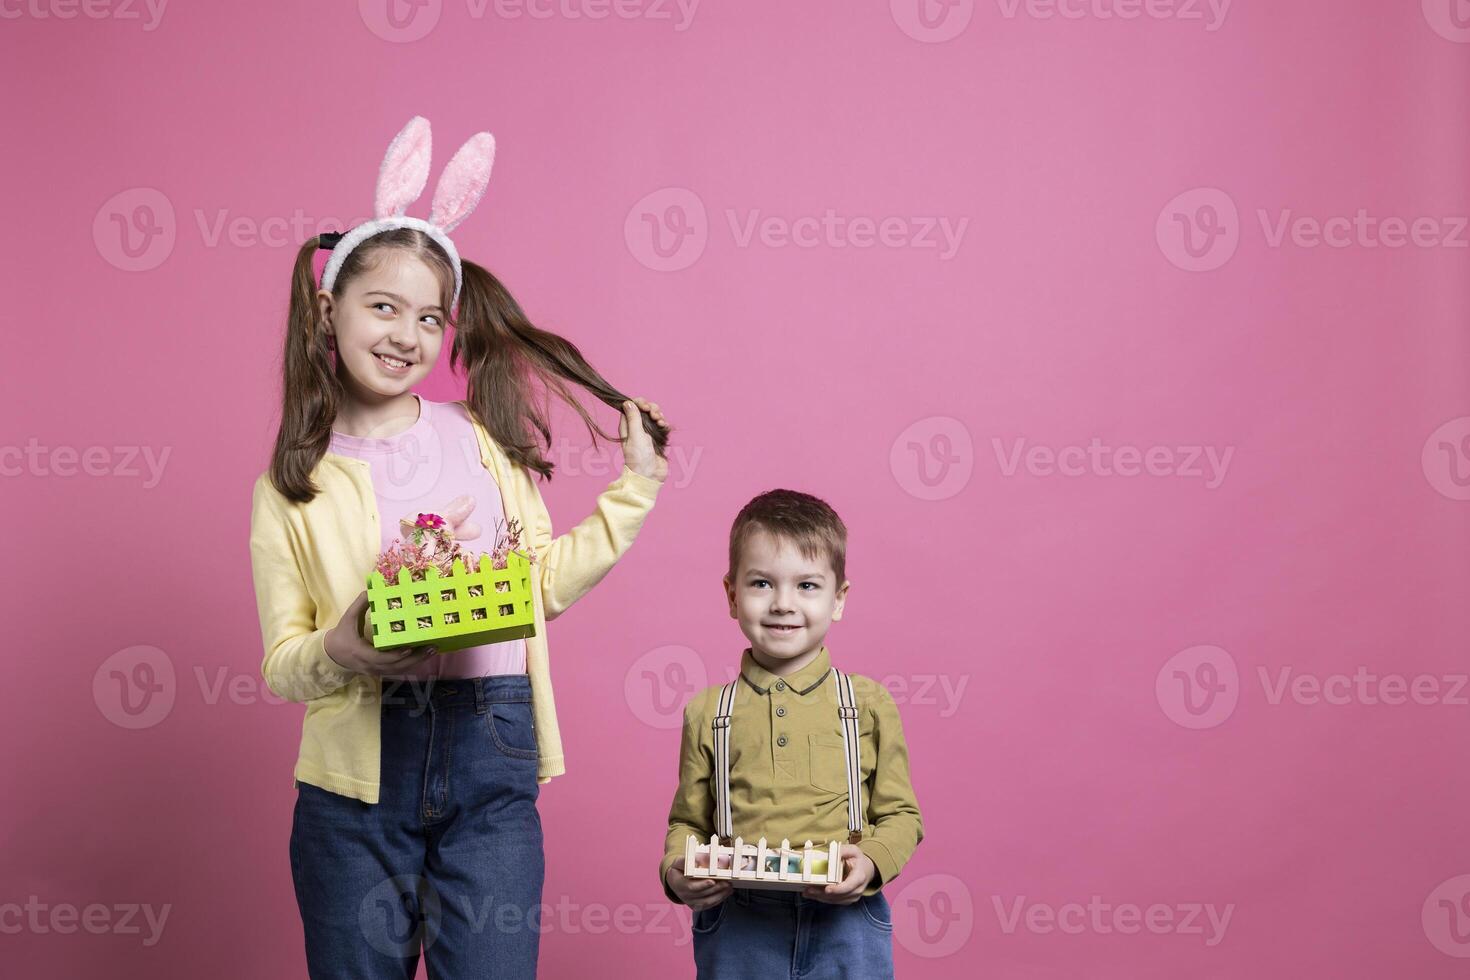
[318,116,496,311]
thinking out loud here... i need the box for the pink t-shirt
[327,393,527,678]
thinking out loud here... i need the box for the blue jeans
[692,887,895,979]
[289,674,545,979]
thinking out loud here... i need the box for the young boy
[660,489,924,979]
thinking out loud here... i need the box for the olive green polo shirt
[660,645,924,903]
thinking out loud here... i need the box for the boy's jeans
[692,887,896,979]
[289,674,545,979]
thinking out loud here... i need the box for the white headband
[319,115,496,312]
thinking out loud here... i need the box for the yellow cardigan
[248,400,662,803]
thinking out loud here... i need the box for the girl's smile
[373,351,414,375]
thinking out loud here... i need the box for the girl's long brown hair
[267,227,669,503]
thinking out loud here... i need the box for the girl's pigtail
[452,258,670,480]
[267,237,342,503]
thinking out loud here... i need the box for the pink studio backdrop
[4,2,1469,977]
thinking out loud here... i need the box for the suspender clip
[711,715,730,730]
[838,706,859,720]
[848,830,864,844]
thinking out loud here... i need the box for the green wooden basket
[366,550,537,653]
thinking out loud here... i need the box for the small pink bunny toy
[319,115,495,313]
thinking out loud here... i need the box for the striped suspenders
[710,668,865,846]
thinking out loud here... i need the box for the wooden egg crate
[683,834,843,892]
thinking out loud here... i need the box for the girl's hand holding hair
[620,397,672,483]
[324,590,437,676]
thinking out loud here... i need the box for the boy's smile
[724,529,850,676]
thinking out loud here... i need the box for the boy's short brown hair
[728,489,847,585]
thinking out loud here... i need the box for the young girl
[248,117,671,979]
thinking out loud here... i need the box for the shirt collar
[739,645,833,696]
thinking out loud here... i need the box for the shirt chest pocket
[808,734,850,795]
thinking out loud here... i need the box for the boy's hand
[665,857,732,911]
[802,845,876,905]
